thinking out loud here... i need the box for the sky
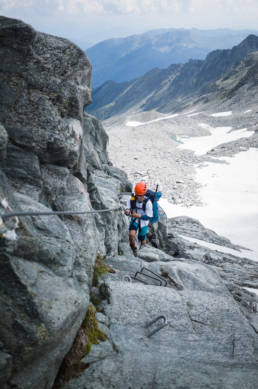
[1,0,258,48]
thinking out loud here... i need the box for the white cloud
[1,0,258,46]
[57,0,65,11]
[189,0,258,14]
[101,0,188,14]
[1,0,258,17]
[0,0,32,10]
[66,0,104,14]
[0,0,190,15]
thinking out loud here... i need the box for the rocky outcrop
[0,16,130,389]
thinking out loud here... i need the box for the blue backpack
[130,188,162,224]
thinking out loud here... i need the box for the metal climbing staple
[132,267,167,286]
[123,275,132,282]
[145,315,170,337]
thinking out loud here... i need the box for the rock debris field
[105,106,258,259]
[105,108,257,207]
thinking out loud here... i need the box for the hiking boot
[132,247,138,257]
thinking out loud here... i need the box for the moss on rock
[82,304,107,353]
[53,304,107,388]
[92,254,110,286]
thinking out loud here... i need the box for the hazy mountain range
[86,28,258,87]
[87,34,258,120]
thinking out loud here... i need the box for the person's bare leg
[129,230,137,256]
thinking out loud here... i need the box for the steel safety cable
[0,207,122,220]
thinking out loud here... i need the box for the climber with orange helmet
[124,182,153,257]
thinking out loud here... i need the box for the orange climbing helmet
[135,182,147,196]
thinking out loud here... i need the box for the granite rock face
[64,251,258,389]
[63,214,258,389]
[0,16,129,389]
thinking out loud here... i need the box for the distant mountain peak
[238,34,258,48]
[87,28,258,87]
[87,34,258,120]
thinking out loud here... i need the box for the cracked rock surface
[64,246,258,389]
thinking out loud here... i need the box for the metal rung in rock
[123,275,132,282]
[132,267,167,287]
[146,315,170,337]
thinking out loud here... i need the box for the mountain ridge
[87,34,258,120]
[87,28,258,86]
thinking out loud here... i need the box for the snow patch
[160,148,258,262]
[211,111,232,117]
[126,121,142,127]
[126,114,179,127]
[178,126,254,156]
[244,288,258,297]
[179,235,249,259]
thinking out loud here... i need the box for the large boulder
[0,16,128,389]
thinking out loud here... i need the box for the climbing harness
[132,267,167,287]
[145,315,172,337]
